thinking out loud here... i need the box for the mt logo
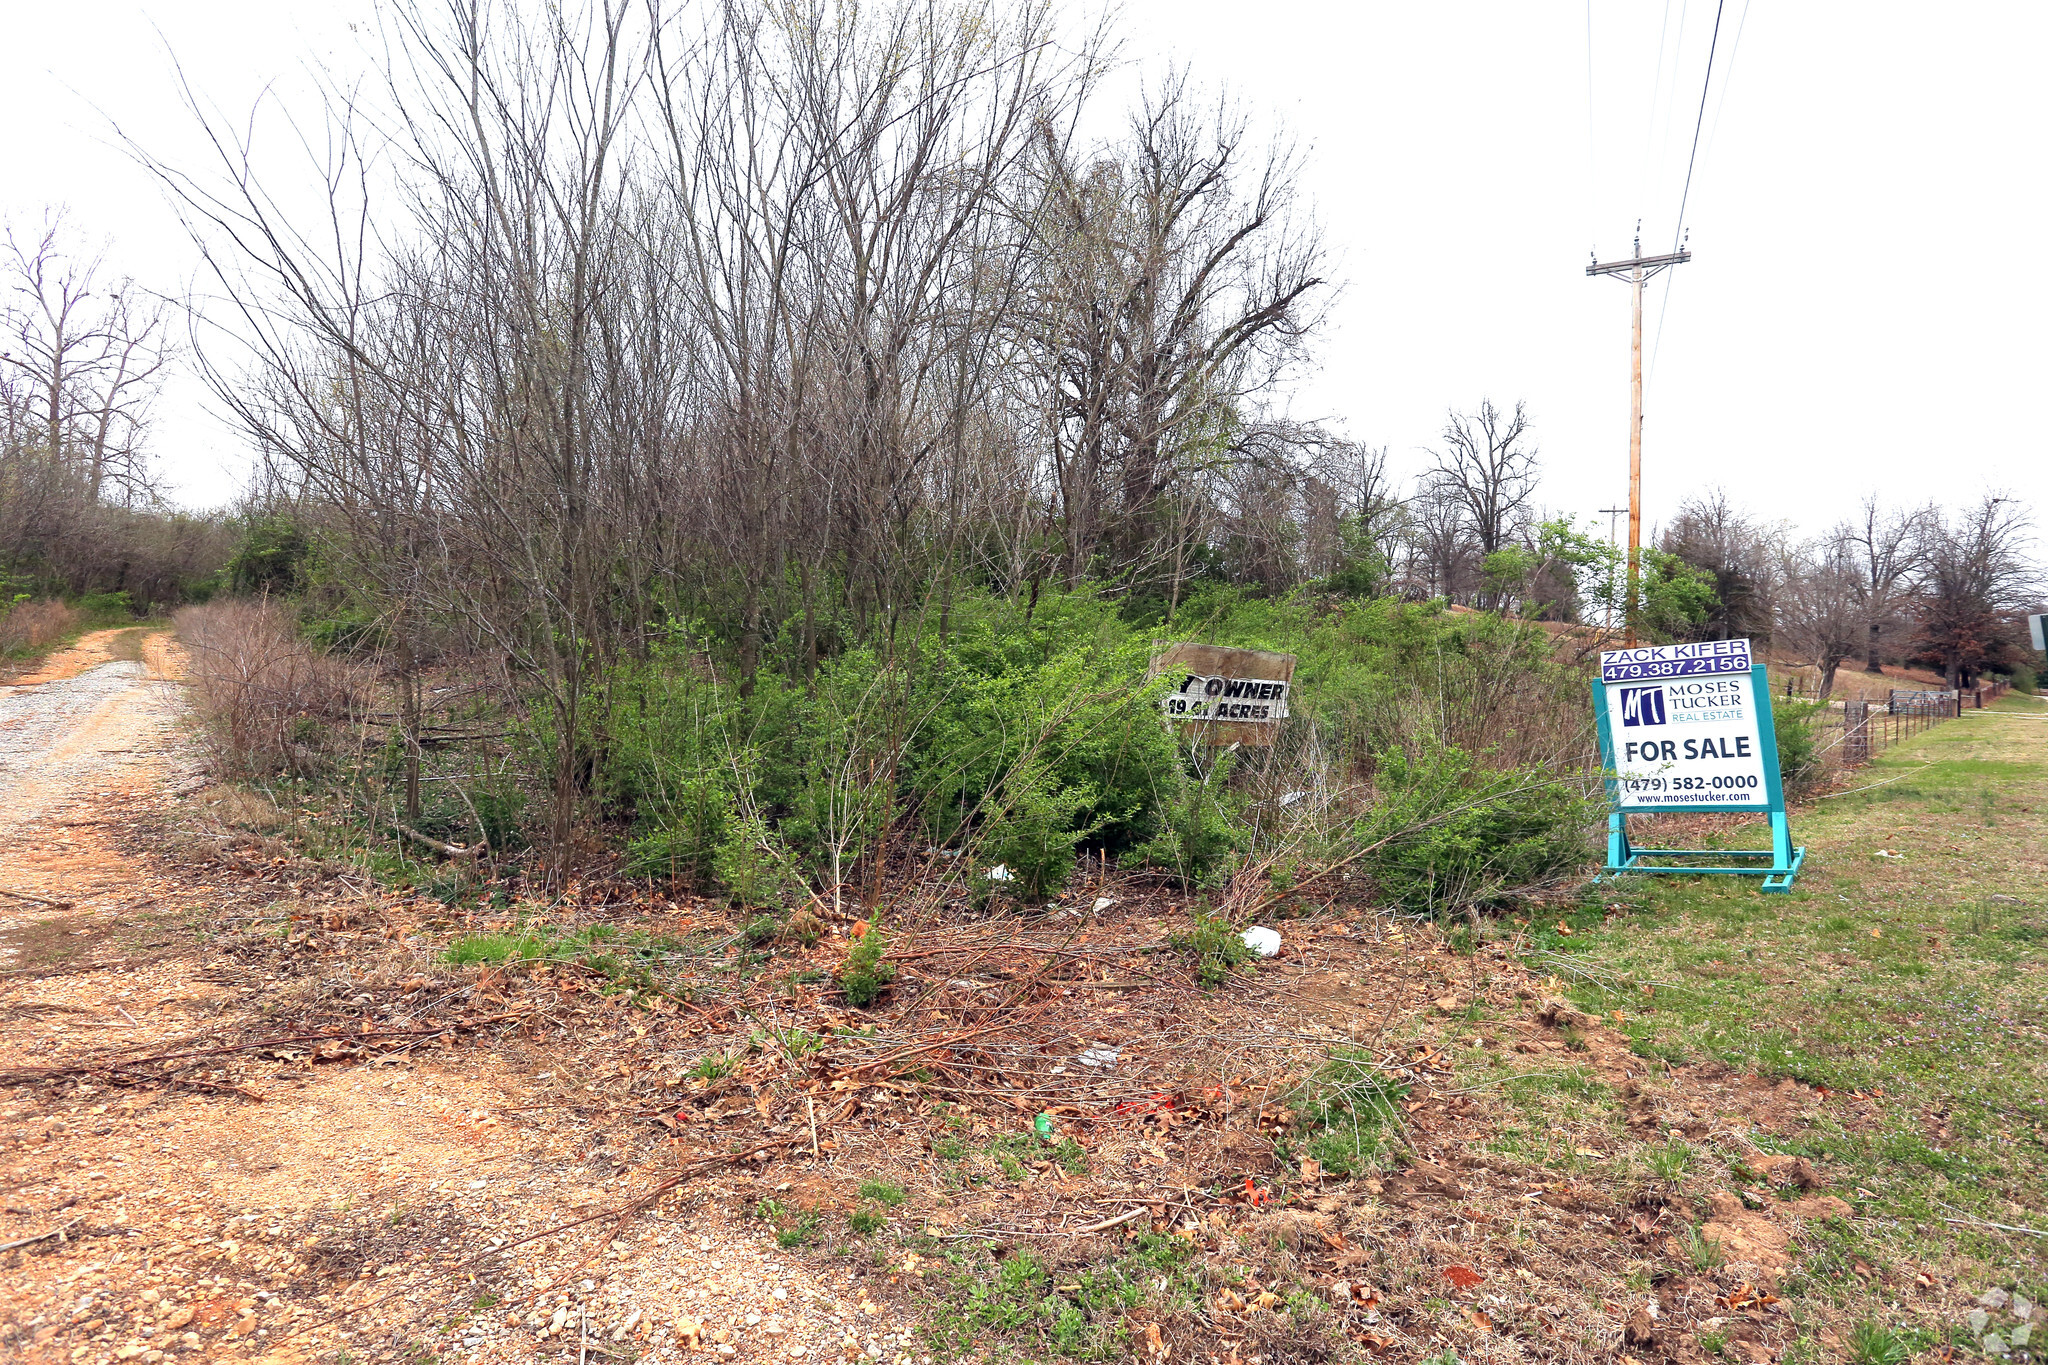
[1618,686,1667,727]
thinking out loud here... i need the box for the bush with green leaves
[1171,912,1256,987]
[1773,698,1825,788]
[600,585,1609,913]
[712,812,804,911]
[1355,741,1594,913]
[624,772,731,883]
[837,926,896,1007]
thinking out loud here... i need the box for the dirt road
[0,633,875,1365]
[1,631,190,937]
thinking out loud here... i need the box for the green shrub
[624,773,730,883]
[1356,742,1593,912]
[977,758,1101,902]
[596,587,1606,920]
[226,516,312,594]
[1171,912,1255,987]
[1772,699,1824,787]
[712,812,804,910]
[1120,755,1244,888]
[300,603,383,654]
[77,589,134,617]
[837,926,896,1007]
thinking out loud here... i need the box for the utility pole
[1588,234,1689,645]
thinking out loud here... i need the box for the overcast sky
[4,1,2043,546]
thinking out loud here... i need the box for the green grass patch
[1287,1048,1407,1177]
[924,1235,1201,1361]
[442,919,705,1000]
[1531,708,2048,1337]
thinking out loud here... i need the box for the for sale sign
[1598,640,1771,810]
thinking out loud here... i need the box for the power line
[1697,0,1754,194]
[1650,0,1748,380]
[1585,0,1597,242]
[1638,0,1675,212]
[1671,0,1727,251]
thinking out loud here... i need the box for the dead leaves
[1442,1264,1484,1290]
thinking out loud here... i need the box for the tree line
[3,0,2038,865]
[0,212,231,609]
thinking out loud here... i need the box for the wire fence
[1805,680,2011,773]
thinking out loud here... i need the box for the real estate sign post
[1591,639,1805,892]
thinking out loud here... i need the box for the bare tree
[1661,490,1781,642]
[1912,494,2037,688]
[1839,494,1929,673]
[1,213,171,506]
[1776,534,1866,699]
[1425,399,1537,607]
[1403,476,1480,603]
[1301,439,1403,591]
[1024,74,1327,596]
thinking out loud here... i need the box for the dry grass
[174,598,369,776]
[0,597,83,652]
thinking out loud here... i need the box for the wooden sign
[1150,643,1298,748]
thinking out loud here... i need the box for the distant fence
[1809,680,2010,772]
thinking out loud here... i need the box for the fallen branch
[0,1215,84,1253]
[1944,1214,2048,1239]
[1072,1205,1149,1234]
[0,1012,524,1087]
[0,888,72,909]
[389,823,487,860]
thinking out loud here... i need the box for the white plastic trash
[986,864,1016,882]
[1077,1047,1120,1069]
[1241,926,1282,957]
[1091,896,1116,913]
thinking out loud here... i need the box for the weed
[767,1024,828,1061]
[849,1210,885,1236]
[445,931,546,965]
[1698,1328,1727,1356]
[1290,1049,1406,1177]
[1170,912,1255,987]
[1846,1322,1910,1365]
[838,925,897,1007]
[1645,1140,1692,1183]
[858,1180,907,1206]
[927,1233,1203,1360]
[1684,1224,1726,1271]
[442,920,698,999]
[688,1052,739,1081]
[754,1198,819,1247]
[745,915,780,947]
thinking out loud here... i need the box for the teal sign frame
[1591,661,1805,892]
